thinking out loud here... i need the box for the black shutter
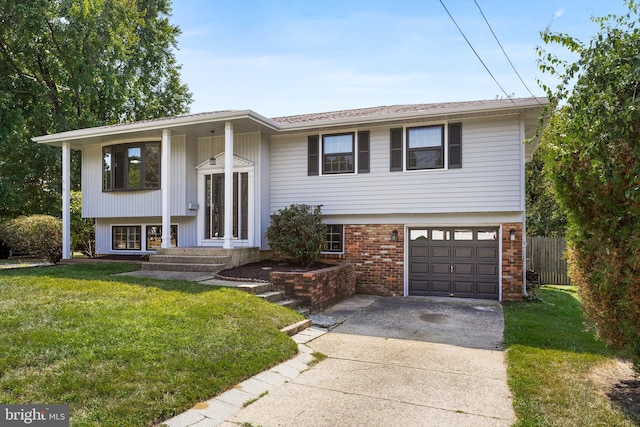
[358,131,370,173]
[308,135,319,176]
[390,128,403,171]
[448,123,462,168]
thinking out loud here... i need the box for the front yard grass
[0,262,304,426]
[503,285,638,426]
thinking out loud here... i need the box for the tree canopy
[0,0,192,218]
[538,1,640,366]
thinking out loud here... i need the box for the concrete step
[256,291,285,303]
[148,254,231,265]
[275,299,298,309]
[141,262,226,273]
[235,282,272,294]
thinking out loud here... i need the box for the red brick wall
[270,263,356,313]
[321,224,404,296]
[320,222,525,302]
[501,222,524,302]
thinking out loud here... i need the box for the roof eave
[276,97,549,131]
[32,110,281,145]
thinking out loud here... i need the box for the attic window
[102,142,160,191]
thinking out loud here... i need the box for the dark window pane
[102,147,112,191]
[127,146,141,189]
[144,143,160,188]
[408,148,443,169]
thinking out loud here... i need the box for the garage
[408,227,500,299]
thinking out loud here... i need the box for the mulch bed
[217,259,333,282]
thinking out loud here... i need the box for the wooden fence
[526,236,570,285]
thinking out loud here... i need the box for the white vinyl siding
[83,134,195,218]
[269,115,523,216]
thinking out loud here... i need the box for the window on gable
[323,133,354,174]
[102,142,161,191]
[324,224,343,253]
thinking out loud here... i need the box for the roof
[33,97,548,147]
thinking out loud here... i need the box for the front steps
[141,247,260,273]
[234,282,298,310]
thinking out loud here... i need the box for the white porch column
[161,129,172,248]
[61,142,71,260]
[223,121,234,249]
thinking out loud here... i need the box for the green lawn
[0,262,303,426]
[503,285,638,426]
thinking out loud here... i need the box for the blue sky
[170,0,630,117]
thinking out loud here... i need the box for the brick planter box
[270,263,356,313]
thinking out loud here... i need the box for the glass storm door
[204,173,248,239]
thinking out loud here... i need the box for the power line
[474,0,543,105]
[438,0,516,105]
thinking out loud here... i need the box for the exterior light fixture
[209,157,216,165]
[390,229,399,241]
[509,229,516,241]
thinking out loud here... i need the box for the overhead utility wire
[438,0,516,105]
[473,0,543,105]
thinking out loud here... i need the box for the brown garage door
[408,227,499,299]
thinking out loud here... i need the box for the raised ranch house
[34,97,548,302]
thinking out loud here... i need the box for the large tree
[538,1,640,366]
[0,0,192,217]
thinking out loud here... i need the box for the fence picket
[526,236,570,285]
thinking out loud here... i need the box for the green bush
[71,191,95,257]
[265,204,326,267]
[0,215,62,263]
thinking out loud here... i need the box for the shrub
[71,191,96,257]
[265,204,326,267]
[0,215,62,263]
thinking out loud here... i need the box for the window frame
[102,141,161,192]
[322,132,355,174]
[146,225,178,251]
[323,224,344,253]
[112,226,142,251]
[390,122,462,172]
[406,124,445,170]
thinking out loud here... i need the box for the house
[34,97,548,302]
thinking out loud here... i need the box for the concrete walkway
[163,295,515,427]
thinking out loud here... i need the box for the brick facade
[320,222,525,302]
[501,222,524,302]
[321,224,404,296]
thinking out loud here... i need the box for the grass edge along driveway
[0,262,303,426]
[503,285,638,426]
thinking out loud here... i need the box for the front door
[204,172,248,239]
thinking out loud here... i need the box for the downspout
[62,141,71,259]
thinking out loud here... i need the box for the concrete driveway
[219,295,516,427]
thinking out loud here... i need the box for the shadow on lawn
[0,262,224,295]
